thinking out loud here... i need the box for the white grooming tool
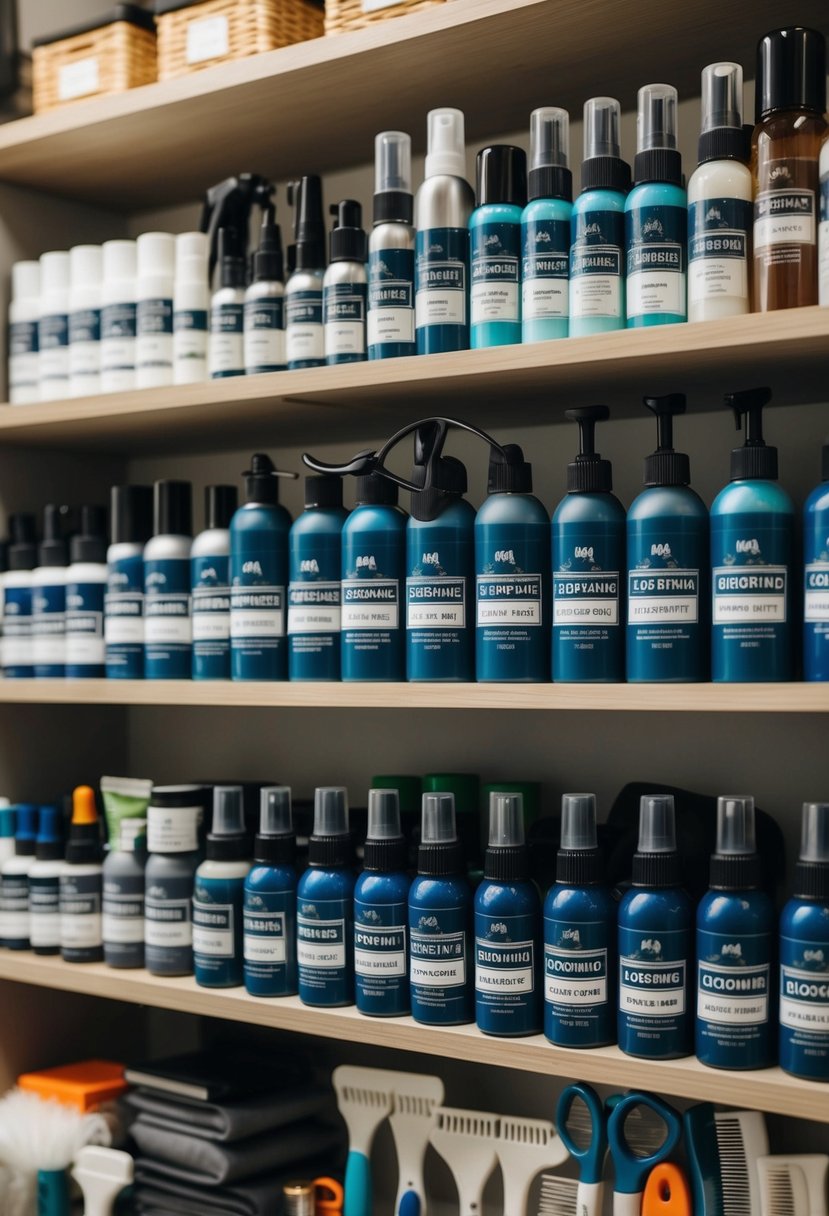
[387,1073,444,1216]
[757,1154,829,1216]
[714,1109,769,1216]
[497,1114,570,1214]
[72,1146,133,1216]
[429,1106,499,1216]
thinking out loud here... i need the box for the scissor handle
[607,1092,682,1195]
[555,1083,608,1186]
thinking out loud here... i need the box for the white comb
[714,1109,769,1216]
[757,1154,829,1216]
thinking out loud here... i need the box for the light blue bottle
[779,802,829,1081]
[618,794,693,1059]
[144,480,193,681]
[297,787,355,1007]
[368,131,416,360]
[804,445,829,681]
[522,108,572,343]
[191,485,237,681]
[626,84,687,327]
[288,475,347,681]
[193,786,251,989]
[475,791,541,1037]
[627,394,708,682]
[696,796,773,1071]
[3,513,37,679]
[64,506,108,679]
[341,473,407,682]
[711,388,795,682]
[105,485,153,679]
[409,792,473,1026]
[32,505,68,680]
[230,454,293,682]
[244,787,297,998]
[470,144,526,349]
[570,97,631,336]
[354,788,411,1017]
[475,444,550,682]
[544,793,616,1048]
[553,407,625,682]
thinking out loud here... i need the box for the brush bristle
[437,1108,499,1138]
[500,1116,556,1146]
[538,1175,578,1215]
[394,1094,439,1117]
[714,1112,766,1216]
[760,1167,797,1216]
[337,1084,392,1110]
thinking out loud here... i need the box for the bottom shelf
[0,953,824,1123]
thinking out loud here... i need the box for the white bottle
[29,804,65,955]
[136,232,175,388]
[819,134,829,306]
[209,227,246,379]
[687,63,752,322]
[174,231,209,385]
[101,240,137,394]
[65,506,108,678]
[244,206,285,373]
[1,804,37,949]
[8,261,40,405]
[69,244,103,397]
[0,799,15,942]
[38,251,70,401]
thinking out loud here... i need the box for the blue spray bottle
[804,445,829,680]
[144,480,193,680]
[297,787,355,1007]
[780,801,829,1081]
[522,108,572,344]
[618,794,693,1059]
[696,795,773,1070]
[711,388,795,682]
[553,406,625,682]
[475,791,541,1037]
[544,793,616,1048]
[354,788,411,1017]
[191,485,238,681]
[626,394,709,682]
[409,792,473,1026]
[32,504,69,679]
[65,505,108,679]
[105,485,153,679]
[193,786,251,989]
[470,144,527,349]
[288,475,347,682]
[244,786,297,997]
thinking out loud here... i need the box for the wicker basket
[325,0,446,36]
[32,13,156,114]
[156,0,324,81]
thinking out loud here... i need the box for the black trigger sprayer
[201,174,275,281]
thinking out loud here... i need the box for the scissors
[555,1083,682,1216]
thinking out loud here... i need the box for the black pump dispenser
[8,513,37,571]
[111,485,153,546]
[70,505,107,564]
[487,443,533,494]
[409,421,468,522]
[305,475,343,510]
[38,504,69,567]
[205,485,238,530]
[288,176,325,271]
[217,226,246,289]
[566,406,613,493]
[356,471,398,507]
[252,204,284,283]
[726,387,778,482]
[329,200,367,263]
[643,394,691,487]
[243,453,296,505]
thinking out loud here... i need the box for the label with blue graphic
[471,221,521,325]
[780,934,829,1062]
[175,309,208,333]
[368,247,415,349]
[145,871,194,969]
[475,910,537,1030]
[688,197,751,305]
[9,319,38,357]
[410,903,470,1021]
[626,204,687,318]
[407,571,466,631]
[173,307,208,371]
[65,580,106,670]
[69,308,101,345]
[244,296,285,372]
[3,583,33,672]
[805,561,829,624]
[477,574,543,627]
[355,898,408,1009]
[755,179,815,251]
[144,558,191,670]
[32,581,66,673]
[210,301,244,377]
[416,227,468,329]
[342,564,400,633]
[231,577,285,647]
[286,289,324,365]
[619,926,690,1051]
[105,553,144,674]
[288,581,341,638]
[137,297,173,370]
[570,209,625,320]
[101,301,137,375]
[697,929,771,1055]
[244,887,295,992]
[193,874,245,983]
[522,217,569,321]
[713,565,787,624]
[192,554,230,672]
[69,308,101,384]
[554,562,620,630]
[102,874,145,950]
[298,896,351,1004]
[544,917,611,1031]
[324,280,367,358]
[628,557,699,632]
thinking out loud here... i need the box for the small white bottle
[8,261,40,405]
[174,231,209,385]
[209,227,246,379]
[819,133,829,306]
[136,232,175,389]
[101,240,137,394]
[38,250,70,401]
[69,244,103,397]
[244,206,285,373]
[65,506,108,679]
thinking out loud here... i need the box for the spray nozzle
[800,802,829,864]
[725,387,777,481]
[642,393,690,487]
[252,204,284,282]
[487,792,524,848]
[634,84,681,186]
[201,173,273,280]
[565,406,613,493]
[580,97,631,192]
[259,786,292,836]
[211,786,246,837]
[528,108,572,202]
[560,793,598,851]
[701,62,743,132]
[329,199,367,263]
[715,795,756,855]
[373,130,413,224]
[421,792,457,844]
[287,175,325,270]
[425,108,467,180]
[637,794,677,854]
[367,789,403,841]
[409,421,468,521]
[39,504,70,567]
[242,452,298,504]
[313,787,349,838]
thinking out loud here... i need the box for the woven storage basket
[156,0,324,81]
[325,0,446,36]
[32,8,156,114]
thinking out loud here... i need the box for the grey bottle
[369,131,416,359]
[144,784,209,976]
[103,818,147,969]
[323,200,368,365]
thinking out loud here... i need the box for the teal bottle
[552,406,625,682]
[191,485,237,681]
[711,388,795,681]
[804,445,829,680]
[522,108,572,343]
[288,475,347,681]
[626,394,708,682]
[470,145,526,349]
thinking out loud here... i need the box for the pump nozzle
[557,793,603,884]
[487,443,533,494]
[488,792,524,848]
[329,199,367,263]
[252,203,284,283]
[374,131,413,225]
[642,393,690,487]
[242,452,298,504]
[565,406,613,493]
[725,387,777,481]
[289,175,325,271]
[632,794,681,888]
[425,108,467,180]
[710,795,763,889]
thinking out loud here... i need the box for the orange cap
[72,785,98,825]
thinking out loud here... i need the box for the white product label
[147,804,202,854]
[475,940,535,993]
[193,902,234,958]
[367,307,414,346]
[571,271,621,319]
[689,256,748,304]
[627,571,699,624]
[324,320,364,357]
[297,918,346,968]
[144,606,192,645]
[415,287,465,328]
[244,326,285,371]
[192,598,230,641]
[780,965,829,1031]
[805,564,829,622]
[230,604,285,638]
[186,14,229,63]
[103,898,145,944]
[174,327,208,366]
[288,586,341,634]
[341,580,399,629]
[476,575,542,627]
[471,281,519,325]
[619,956,686,1015]
[522,278,569,321]
[33,637,65,666]
[627,269,685,317]
[754,190,815,248]
[105,615,143,645]
[409,938,466,987]
[407,605,465,628]
[30,913,60,948]
[209,334,244,377]
[713,566,787,624]
[544,947,609,1006]
[58,56,100,101]
[3,637,33,667]
[65,634,105,665]
[145,900,191,948]
[697,965,769,1025]
[553,574,620,626]
[355,928,407,977]
[61,911,102,948]
[244,914,287,963]
[285,323,324,364]
[39,344,69,387]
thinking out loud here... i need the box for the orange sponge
[17,1059,126,1111]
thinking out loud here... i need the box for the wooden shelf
[0,953,824,1123]
[1,309,827,454]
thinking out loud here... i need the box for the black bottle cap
[643,394,691,487]
[726,387,778,481]
[529,166,572,204]
[483,845,528,883]
[253,204,284,283]
[698,125,750,166]
[487,444,533,494]
[410,456,467,522]
[288,176,325,271]
[305,475,343,510]
[217,226,246,289]
[417,839,465,877]
[632,850,681,887]
[580,156,631,194]
[154,480,192,537]
[286,244,297,276]
[476,145,527,208]
[756,27,827,119]
[0,541,7,575]
[243,453,289,505]
[254,830,295,866]
[822,444,829,483]
[633,148,683,187]
[205,485,238,530]
[307,832,353,868]
[374,191,413,226]
[355,472,398,506]
[111,485,153,546]
[70,504,107,563]
[556,847,603,885]
[709,853,764,890]
[329,200,367,263]
[566,406,613,493]
[38,504,69,567]
[8,512,37,571]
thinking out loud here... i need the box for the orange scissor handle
[642,1162,692,1215]
[314,1176,344,1215]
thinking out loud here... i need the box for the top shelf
[1,0,827,209]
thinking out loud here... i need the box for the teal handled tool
[555,1084,607,1216]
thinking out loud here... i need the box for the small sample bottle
[60,786,104,964]
[804,444,829,680]
[38,250,70,401]
[354,788,411,1017]
[191,484,238,681]
[297,787,355,1007]
[105,484,153,680]
[3,513,38,679]
[209,227,246,379]
[194,786,251,989]
[368,131,416,360]
[522,109,572,343]
[102,812,147,970]
[173,231,209,385]
[144,784,209,977]
[68,244,103,397]
[324,200,368,365]
[244,206,285,374]
[32,504,69,679]
[144,480,193,680]
[244,786,297,998]
[65,505,108,679]
[470,145,527,348]
[8,260,40,405]
[288,475,347,682]
[136,232,175,388]
[285,175,326,370]
[28,804,64,957]
[0,804,37,949]
[101,239,137,393]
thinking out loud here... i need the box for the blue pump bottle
[354,788,411,1017]
[106,485,153,679]
[522,108,572,344]
[193,786,251,989]
[65,505,108,679]
[475,791,541,1037]
[191,485,237,681]
[230,453,293,682]
[804,445,829,680]
[244,787,297,997]
[288,475,347,681]
[711,387,795,681]
[475,444,550,682]
[32,504,69,679]
[553,406,625,682]
[618,794,693,1059]
[544,793,616,1048]
[779,801,829,1081]
[696,795,774,1070]
[144,480,193,680]
[626,394,709,682]
[409,791,473,1026]
[297,787,355,1007]
[470,144,527,349]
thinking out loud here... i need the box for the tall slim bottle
[522,109,572,343]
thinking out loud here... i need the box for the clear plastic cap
[638,794,677,853]
[701,62,743,132]
[637,84,679,152]
[584,97,622,160]
[530,107,569,171]
[177,253,209,286]
[176,231,209,265]
[212,785,245,835]
[12,261,39,302]
[69,244,103,288]
[488,792,524,848]
[421,792,457,844]
[716,795,756,855]
[367,788,403,840]
[800,802,829,864]
[313,786,349,836]
[561,793,598,851]
[375,131,412,195]
[136,232,175,279]
[40,250,70,295]
[425,108,467,180]
[102,240,137,282]
[260,786,292,836]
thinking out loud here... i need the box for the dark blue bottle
[106,485,153,679]
[244,787,297,997]
[544,793,616,1048]
[804,445,829,681]
[288,476,347,681]
[32,505,68,679]
[475,791,541,1037]
[193,786,250,989]
[4,513,38,678]
[0,803,37,949]
[475,445,550,682]
[191,485,237,681]
[64,505,108,679]
[297,787,355,1007]
[354,788,411,1016]
[626,394,709,682]
[144,480,193,681]
[553,407,625,682]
